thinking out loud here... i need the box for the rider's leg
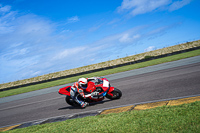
[74,94,88,108]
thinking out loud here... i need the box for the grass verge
[5,101,200,133]
[1,49,200,98]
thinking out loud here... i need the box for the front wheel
[106,88,122,100]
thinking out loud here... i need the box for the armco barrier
[1,45,200,92]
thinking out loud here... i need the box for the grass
[1,48,200,98]
[5,101,200,133]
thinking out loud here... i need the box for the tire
[65,96,79,107]
[106,88,122,100]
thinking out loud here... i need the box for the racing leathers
[70,77,99,108]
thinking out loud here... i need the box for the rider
[70,77,99,108]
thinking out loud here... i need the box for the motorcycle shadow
[58,99,112,110]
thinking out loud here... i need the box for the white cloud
[119,33,130,43]
[119,33,140,43]
[0,2,184,83]
[67,16,80,23]
[118,0,171,16]
[0,5,61,82]
[89,24,102,32]
[0,4,11,13]
[107,18,121,25]
[169,0,192,11]
[10,42,23,48]
[118,0,192,16]
[30,71,41,77]
[0,11,16,34]
[144,46,157,52]
[53,46,86,60]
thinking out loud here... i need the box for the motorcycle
[58,77,122,107]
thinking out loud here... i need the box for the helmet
[78,78,88,89]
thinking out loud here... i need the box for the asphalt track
[0,56,200,128]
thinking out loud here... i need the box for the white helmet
[78,78,88,89]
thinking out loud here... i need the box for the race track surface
[0,56,200,127]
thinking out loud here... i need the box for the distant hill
[1,40,200,90]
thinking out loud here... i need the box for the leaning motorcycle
[58,77,122,107]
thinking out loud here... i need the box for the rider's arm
[77,88,92,98]
[78,88,98,98]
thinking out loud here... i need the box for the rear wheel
[106,88,122,100]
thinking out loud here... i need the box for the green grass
[5,101,200,133]
[1,49,200,98]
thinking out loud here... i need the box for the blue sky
[0,0,200,83]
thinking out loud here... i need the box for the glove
[91,92,99,96]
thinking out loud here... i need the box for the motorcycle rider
[70,77,99,108]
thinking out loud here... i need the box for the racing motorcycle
[58,77,122,107]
